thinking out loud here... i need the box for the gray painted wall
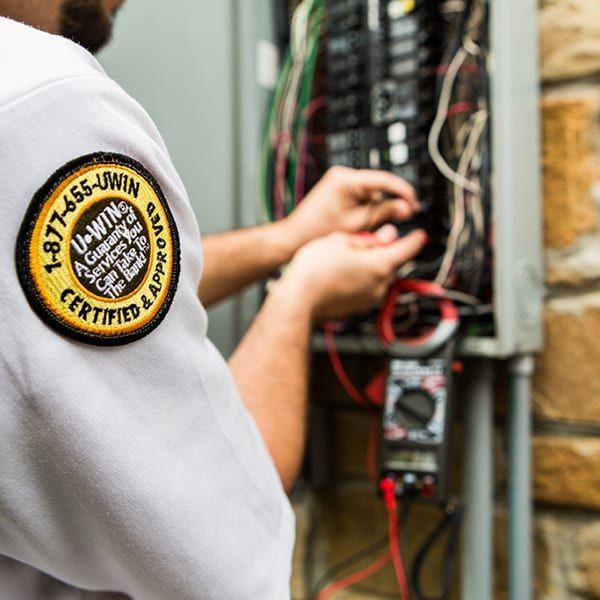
[98,0,239,355]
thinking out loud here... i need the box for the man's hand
[283,166,421,250]
[200,167,420,307]
[281,225,427,321]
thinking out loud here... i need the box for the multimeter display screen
[386,449,438,473]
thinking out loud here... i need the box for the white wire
[436,110,488,285]
[282,5,309,133]
[440,0,466,14]
[462,34,481,56]
[427,38,483,195]
[275,0,316,205]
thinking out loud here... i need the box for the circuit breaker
[325,0,443,206]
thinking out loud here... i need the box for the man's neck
[0,0,60,35]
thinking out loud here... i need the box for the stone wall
[291,1,600,598]
[534,0,600,597]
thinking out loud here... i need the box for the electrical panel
[323,0,495,345]
[262,0,534,354]
[325,0,442,207]
[322,0,541,358]
[259,0,541,592]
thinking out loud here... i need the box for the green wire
[287,6,324,205]
[259,0,325,222]
[260,48,293,222]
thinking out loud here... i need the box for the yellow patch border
[16,153,180,346]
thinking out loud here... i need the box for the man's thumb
[376,229,428,270]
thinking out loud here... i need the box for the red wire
[434,63,480,75]
[296,97,327,202]
[317,481,410,600]
[273,132,290,220]
[324,323,370,409]
[446,101,475,118]
[322,334,410,600]
[377,279,459,347]
[382,479,411,600]
[388,507,410,599]
[324,323,379,485]
[315,550,391,600]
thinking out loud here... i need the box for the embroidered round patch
[16,153,180,346]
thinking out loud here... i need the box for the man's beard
[59,0,117,54]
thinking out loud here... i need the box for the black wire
[273,0,290,53]
[466,2,491,299]
[411,505,464,600]
[400,498,411,561]
[309,535,388,600]
[435,0,474,101]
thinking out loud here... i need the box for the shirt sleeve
[0,74,294,600]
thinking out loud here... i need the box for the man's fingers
[348,169,419,211]
[373,224,399,245]
[351,224,398,248]
[348,232,380,249]
[374,229,428,271]
[367,198,414,228]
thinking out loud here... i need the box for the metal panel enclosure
[461,0,543,358]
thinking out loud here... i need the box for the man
[0,1,426,598]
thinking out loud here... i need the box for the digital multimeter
[380,345,456,504]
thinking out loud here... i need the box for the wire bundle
[310,482,411,600]
[260,0,326,223]
[389,0,492,342]
[309,501,463,600]
[262,0,492,342]
[428,0,490,298]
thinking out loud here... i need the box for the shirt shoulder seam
[0,73,112,113]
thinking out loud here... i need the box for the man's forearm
[228,278,312,493]
[199,221,302,307]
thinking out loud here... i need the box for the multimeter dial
[394,388,436,429]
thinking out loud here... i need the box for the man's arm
[199,221,298,307]
[229,227,427,491]
[199,166,420,307]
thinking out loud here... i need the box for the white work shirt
[0,17,294,599]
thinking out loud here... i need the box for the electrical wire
[313,486,412,600]
[427,46,477,194]
[310,535,389,600]
[351,501,411,599]
[381,478,410,600]
[261,0,325,223]
[435,109,487,285]
[324,323,381,484]
[388,507,410,600]
[403,0,491,323]
[411,505,463,600]
[296,96,327,202]
[324,323,370,410]
[315,551,391,600]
